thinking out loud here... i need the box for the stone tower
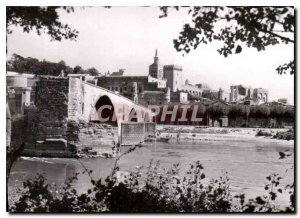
[163,65,183,92]
[149,49,164,79]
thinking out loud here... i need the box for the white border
[1,1,298,217]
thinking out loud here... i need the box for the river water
[8,130,294,208]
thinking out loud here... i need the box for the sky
[6,6,294,104]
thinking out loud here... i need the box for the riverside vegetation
[9,146,294,213]
[256,129,294,141]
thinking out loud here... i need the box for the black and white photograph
[5,5,295,213]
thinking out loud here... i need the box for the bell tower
[149,49,163,79]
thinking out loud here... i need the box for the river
[8,128,294,208]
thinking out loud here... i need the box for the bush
[228,105,249,118]
[9,159,294,213]
[273,129,294,141]
[206,103,230,119]
[256,130,273,137]
[249,105,270,119]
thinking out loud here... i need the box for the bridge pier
[22,76,155,156]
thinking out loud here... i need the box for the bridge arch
[90,95,118,126]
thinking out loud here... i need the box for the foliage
[7,7,78,41]
[284,107,294,119]
[270,104,286,119]
[228,104,250,118]
[9,157,294,213]
[256,130,272,137]
[7,54,101,76]
[87,67,100,76]
[273,129,294,141]
[73,65,85,74]
[7,54,73,76]
[206,102,230,119]
[249,105,270,118]
[159,7,294,75]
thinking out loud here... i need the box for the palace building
[95,50,203,106]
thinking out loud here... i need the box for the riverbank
[8,131,294,210]
[156,125,294,144]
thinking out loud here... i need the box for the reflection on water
[8,137,294,207]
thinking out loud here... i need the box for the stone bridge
[68,77,154,126]
[26,76,155,154]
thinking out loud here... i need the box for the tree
[206,102,230,119]
[58,60,73,75]
[7,54,39,73]
[6,7,78,41]
[73,65,86,74]
[270,104,286,119]
[228,104,250,118]
[87,67,101,76]
[7,53,74,76]
[159,7,294,75]
[249,105,270,118]
[284,106,294,120]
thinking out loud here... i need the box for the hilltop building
[230,85,268,105]
[278,98,289,105]
[95,50,203,106]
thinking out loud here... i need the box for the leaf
[270,192,277,201]
[279,152,286,159]
[235,45,242,53]
[256,196,266,205]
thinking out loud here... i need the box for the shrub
[273,129,294,141]
[256,130,272,137]
[9,159,294,213]
[249,105,270,119]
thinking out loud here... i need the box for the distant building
[111,69,125,76]
[202,89,219,101]
[278,98,289,105]
[96,75,169,106]
[95,49,204,106]
[68,74,94,82]
[230,85,268,105]
[196,83,211,92]
[218,88,230,102]
[149,49,164,80]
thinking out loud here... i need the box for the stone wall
[145,122,156,139]
[35,77,69,141]
[20,76,155,156]
[68,78,83,120]
[67,120,118,154]
[120,122,145,145]
[10,116,26,151]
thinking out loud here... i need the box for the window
[139,87,142,93]
[120,87,122,92]
[124,87,127,92]
[115,87,118,91]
